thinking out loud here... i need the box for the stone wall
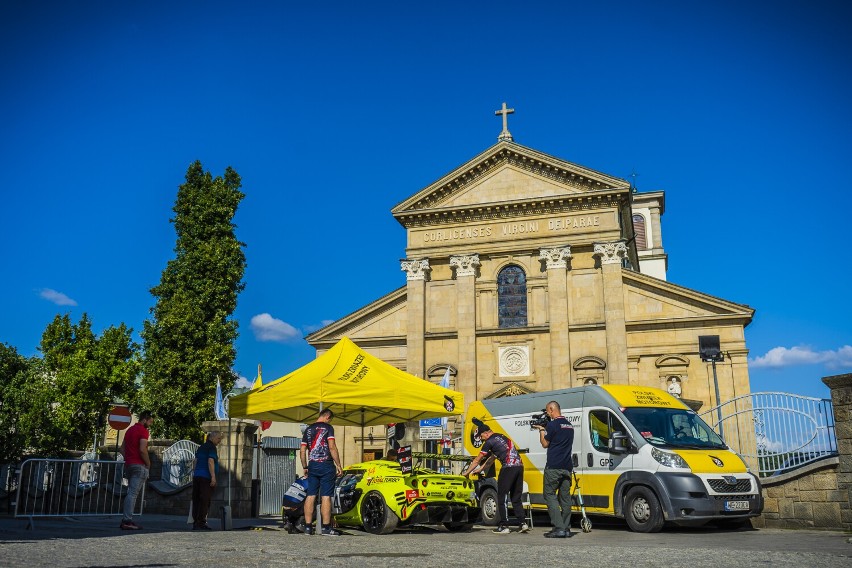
[752,373,851,531]
[100,419,259,519]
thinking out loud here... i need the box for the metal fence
[699,392,838,478]
[14,458,141,524]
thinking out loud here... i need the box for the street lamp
[698,335,725,439]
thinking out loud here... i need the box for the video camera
[530,408,551,429]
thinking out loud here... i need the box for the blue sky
[1,1,850,400]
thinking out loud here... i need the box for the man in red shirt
[120,411,153,530]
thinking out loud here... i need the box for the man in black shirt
[462,419,529,534]
[300,408,343,536]
[533,400,574,538]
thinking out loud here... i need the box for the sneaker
[517,523,530,533]
[193,524,213,531]
[321,527,342,536]
[544,528,568,538]
[492,525,511,534]
[303,526,314,535]
[119,520,142,530]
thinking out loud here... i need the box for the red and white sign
[108,406,132,430]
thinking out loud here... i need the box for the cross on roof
[495,102,514,142]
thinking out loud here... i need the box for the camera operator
[533,400,574,538]
[461,419,529,534]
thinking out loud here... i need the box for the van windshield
[622,407,727,450]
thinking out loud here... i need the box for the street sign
[420,418,441,427]
[419,426,442,440]
[108,406,132,430]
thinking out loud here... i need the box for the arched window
[498,265,527,328]
[632,214,647,250]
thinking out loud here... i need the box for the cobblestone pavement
[0,514,850,567]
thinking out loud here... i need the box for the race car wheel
[443,522,474,532]
[624,486,664,533]
[479,487,499,526]
[360,491,399,535]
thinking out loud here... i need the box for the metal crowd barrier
[14,457,143,528]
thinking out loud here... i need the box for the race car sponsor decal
[366,476,402,486]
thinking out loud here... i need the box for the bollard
[220,505,232,531]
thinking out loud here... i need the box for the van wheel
[360,491,399,534]
[624,486,664,533]
[479,488,499,526]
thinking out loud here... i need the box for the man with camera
[461,418,529,534]
[533,401,574,538]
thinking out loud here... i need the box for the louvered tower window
[633,214,647,250]
[498,265,527,328]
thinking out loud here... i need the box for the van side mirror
[609,431,630,454]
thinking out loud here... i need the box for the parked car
[332,458,479,534]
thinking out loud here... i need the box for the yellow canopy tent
[228,337,463,429]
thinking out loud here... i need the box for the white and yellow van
[464,385,763,532]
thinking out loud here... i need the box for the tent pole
[360,407,365,461]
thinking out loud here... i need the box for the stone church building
[305,111,754,463]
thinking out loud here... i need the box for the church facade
[306,118,754,464]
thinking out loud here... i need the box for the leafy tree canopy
[141,161,246,440]
[0,314,139,461]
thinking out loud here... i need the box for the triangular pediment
[392,141,630,227]
[623,271,754,326]
[305,287,408,348]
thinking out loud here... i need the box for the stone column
[450,254,480,412]
[593,241,629,384]
[203,419,258,519]
[539,246,572,390]
[401,259,430,379]
[822,373,852,530]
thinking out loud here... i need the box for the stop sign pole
[108,406,132,455]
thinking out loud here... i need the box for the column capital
[593,241,628,265]
[539,246,572,270]
[450,254,480,278]
[400,259,431,281]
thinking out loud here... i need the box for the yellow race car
[333,455,479,534]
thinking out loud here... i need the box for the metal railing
[14,458,142,524]
[699,392,838,478]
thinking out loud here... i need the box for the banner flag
[215,378,228,420]
[440,367,451,429]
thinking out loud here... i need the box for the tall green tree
[141,161,246,440]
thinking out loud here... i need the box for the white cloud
[39,288,77,306]
[234,375,254,389]
[250,313,301,343]
[749,345,852,369]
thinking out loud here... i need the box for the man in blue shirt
[192,431,223,530]
[534,401,575,538]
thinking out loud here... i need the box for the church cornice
[395,192,627,228]
[391,142,631,228]
[622,270,755,319]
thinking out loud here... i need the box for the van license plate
[724,501,750,511]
